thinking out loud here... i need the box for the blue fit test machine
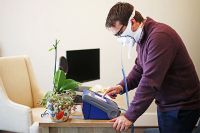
[80,45,134,132]
[82,89,121,120]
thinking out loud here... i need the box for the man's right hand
[103,85,123,99]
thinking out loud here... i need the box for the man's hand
[110,115,133,132]
[103,85,123,99]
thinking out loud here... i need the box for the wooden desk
[38,110,135,133]
[37,107,146,133]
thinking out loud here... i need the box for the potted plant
[41,39,80,122]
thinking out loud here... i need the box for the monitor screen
[66,48,100,83]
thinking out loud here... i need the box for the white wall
[0,0,200,126]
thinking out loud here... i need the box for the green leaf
[65,74,69,79]
[44,91,54,98]
[40,91,54,107]
[65,79,78,84]
[54,70,67,92]
[48,47,55,51]
[60,81,79,92]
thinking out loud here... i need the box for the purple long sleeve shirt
[119,17,200,123]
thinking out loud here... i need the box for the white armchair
[0,55,44,133]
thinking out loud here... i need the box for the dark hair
[105,2,144,28]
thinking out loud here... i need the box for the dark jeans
[157,109,200,133]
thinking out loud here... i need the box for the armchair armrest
[0,78,32,133]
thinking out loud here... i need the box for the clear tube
[121,45,130,108]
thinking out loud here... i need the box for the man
[104,2,200,133]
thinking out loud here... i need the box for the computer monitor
[66,48,100,83]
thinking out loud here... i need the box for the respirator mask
[117,9,144,59]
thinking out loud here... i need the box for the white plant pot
[46,101,72,122]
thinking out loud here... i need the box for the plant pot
[45,92,75,122]
[47,102,72,122]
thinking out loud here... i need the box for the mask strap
[129,9,136,20]
[137,19,147,43]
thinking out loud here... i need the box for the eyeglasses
[114,25,125,37]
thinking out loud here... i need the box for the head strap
[129,9,135,20]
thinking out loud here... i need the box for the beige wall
[0,0,200,126]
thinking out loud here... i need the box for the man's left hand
[110,115,133,132]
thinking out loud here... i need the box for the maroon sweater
[119,17,200,122]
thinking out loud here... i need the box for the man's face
[108,21,126,37]
[108,19,139,37]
